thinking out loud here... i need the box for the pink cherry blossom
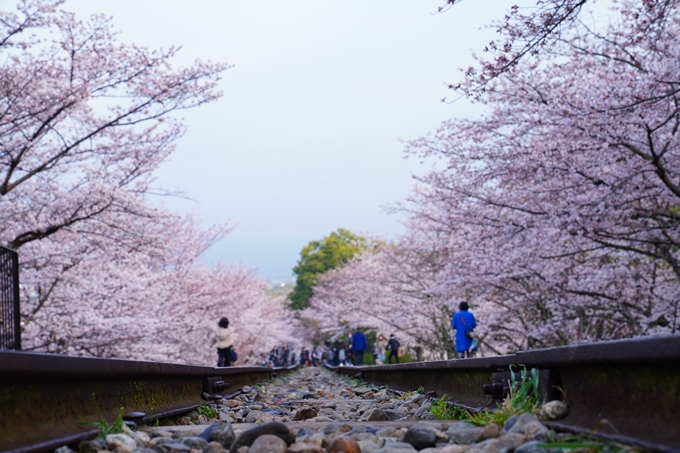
[306,0,680,357]
[2,1,296,364]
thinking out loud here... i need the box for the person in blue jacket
[451,302,477,358]
[351,327,368,365]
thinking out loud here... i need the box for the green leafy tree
[288,228,365,310]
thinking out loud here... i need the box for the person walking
[311,346,319,366]
[386,334,400,364]
[216,317,235,367]
[346,346,355,366]
[281,343,290,367]
[376,334,387,365]
[451,302,477,358]
[351,327,367,365]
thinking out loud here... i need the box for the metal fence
[0,245,20,350]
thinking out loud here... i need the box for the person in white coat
[216,317,236,367]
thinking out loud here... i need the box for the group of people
[326,329,402,366]
[215,301,479,368]
[265,344,322,368]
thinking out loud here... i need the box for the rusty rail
[0,351,294,453]
[3,336,679,453]
[329,335,680,453]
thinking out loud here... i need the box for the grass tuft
[430,394,471,420]
[197,401,218,419]
[77,393,125,440]
[432,365,542,426]
[539,434,647,453]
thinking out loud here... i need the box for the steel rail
[0,351,294,453]
[2,336,679,453]
[329,335,680,453]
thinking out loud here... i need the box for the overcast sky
[23,1,523,280]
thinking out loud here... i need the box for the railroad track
[0,352,292,453]
[1,335,678,453]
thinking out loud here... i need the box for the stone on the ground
[54,447,76,453]
[367,409,389,421]
[180,437,208,450]
[415,402,433,417]
[134,367,636,453]
[287,442,325,453]
[309,432,328,448]
[198,422,236,449]
[131,448,157,453]
[106,434,137,453]
[248,434,287,453]
[358,440,382,453]
[540,401,568,421]
[444,422,485,445]
[245,410,270,423]
[384,410,402,421]
[229,421,295,453]
[378,440,419,452]
[219,412,234,423]
[476,423,500,442]
[148,437,171,447]
[326,436,361,453]
[296,428,312,438]
[476,432,526,453]
[309,416,334,422]
[151,441,192,453]
[292,407,318,421]
[133,430,151,448]
[502,416,518,431]
[404,426,438,449]
[507,413,540,434]
[521,421,552,442]
[402,422,448,450]
[421,445,470,453]
[78,438,107,453]
[203,441,227,453]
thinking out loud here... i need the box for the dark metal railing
[0,245,20,350]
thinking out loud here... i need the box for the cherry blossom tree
[403,0,680,352]
[306,0,680,357]
[303,233,458,360]
[0,0,228,251]
[441,1,679,99]
[19,206,297,364]
[2,1,296,364]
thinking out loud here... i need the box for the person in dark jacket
[300,347,310,366]
[451,301,477,358]
[281,343,290,367]
[351,328,368,365]
[387,334,400,364]
[311,346,320,366]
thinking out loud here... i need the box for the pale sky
[7,0,524,279]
